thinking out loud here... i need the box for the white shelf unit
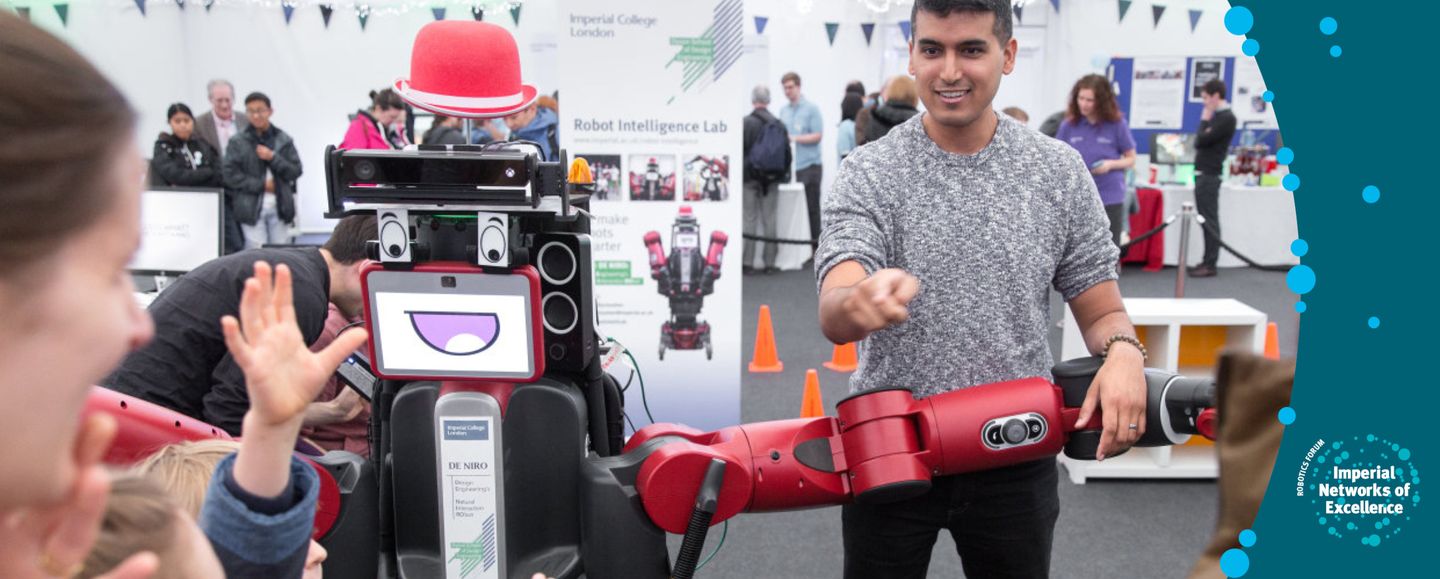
[1058,298,1267,484]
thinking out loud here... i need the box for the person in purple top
[1056,74,1137,248]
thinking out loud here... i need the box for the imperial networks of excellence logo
[1294,434,1422,547]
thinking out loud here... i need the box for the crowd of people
[149,82,562,256]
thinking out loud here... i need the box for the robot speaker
[535,232,596,372]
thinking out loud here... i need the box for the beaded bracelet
[1103,334,1148,361]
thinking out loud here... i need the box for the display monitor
[1151,133,1198,165]
[363,264,543,381]
[129,187,224,275]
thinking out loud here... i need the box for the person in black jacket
[224,92,303,250]
[1190,79,1238,278]
[863,75,921,143]
[152,103,222,188]
[742,85,792,274]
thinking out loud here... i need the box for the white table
[744,183,812,271]
[1059,297,1267,483]
[1152,184,1298,268]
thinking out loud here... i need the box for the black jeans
[842,458,1060,579]
[1195,174,1222,267]
[797,164,823,244]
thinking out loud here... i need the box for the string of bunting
[746,0,1210,47]
[3,1,525,28]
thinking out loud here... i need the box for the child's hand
[221,262,369,429]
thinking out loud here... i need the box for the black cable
[621,368,635,393]
[1117,218,1174,255]
[623,412,637,435]
[740,233,817,246]
[1196,219,1292,272]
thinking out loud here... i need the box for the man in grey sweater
[815,1,1148,577]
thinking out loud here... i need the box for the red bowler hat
[395,21,538,119]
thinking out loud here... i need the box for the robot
[630,157,675,201]
[87,137,1222,579]
[644,207,727,360]
[683,156,728,202]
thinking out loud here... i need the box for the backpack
[746,116,789,178]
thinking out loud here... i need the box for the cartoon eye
[407,311,500,356]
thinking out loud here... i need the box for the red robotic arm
[626,357,1218,534]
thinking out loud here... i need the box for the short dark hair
[369,88,404,111]
[243,91,271,109]
[322,215,377,264]
[845,81,866,96]
[165,102,193,121]
[781,72,801,87]
[1202,79,1228,98]
[841,93,863,122]
[911,0,1013,43]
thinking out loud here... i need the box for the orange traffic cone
[823,342,858,372]
[1264,322,1280,360]
[749,305,784,372]
[800,369,825,418]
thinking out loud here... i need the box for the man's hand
[256,144,275,161]
[0,415,159,579]
[840,268,920,336]
[1072,344,1147,460]
[330,388,367,422]
[1200,105,1215,122]
[221,262,369,429]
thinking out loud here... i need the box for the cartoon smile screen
[364,268,537,380]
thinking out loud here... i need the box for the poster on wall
[1130,57,1187,129]
[558,0,744,432]
[1231,57,1278,129]
[1189,57,1226,103]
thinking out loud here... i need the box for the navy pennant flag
[861,22,875,46]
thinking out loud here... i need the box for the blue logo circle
[1263,90,1275,102]
[1287,265,1316,294]
[1220,548,1250,577]
[1331,45,1343,58]
[1291,239,1309,257]
[1279,407,1297,425]
[1239,529,1257,547]
[1283,173,1301,191]
[1242,39,1261,56]
[1369,316,1381,329]
[1224,7,1255,35]
[1320,17,1338,35]
[1276,147,1295,165]
[1295,301,1307,313]
[1362,185,1380,203]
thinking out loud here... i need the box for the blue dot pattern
[1295,301,1307,313]
[1239,529,1257,547]
[1220,549,1250,577]
[1330,45,1343,57]
[1243,39,1261,56]
[1276,147,1295,165]
[1363,185,1380,203]
[1262,90,1274,102]
[1278,406,1296,425]
[1320,17,1338,35]
[1287,265,1316,294]
[1283,173,1301,191]
[1369,316,1380,329]
[1224,7,1254,35]
[1291,239,1308,257]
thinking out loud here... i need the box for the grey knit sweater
[815,112,1118,398]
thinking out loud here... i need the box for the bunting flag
[175,0,184,11]
[283,3,295,24]
[358,9,369,31]
[1152,4,1166,28]
[134,0,146,16]
[16,6,29,20]
[860,22,875,46]
[55,4,69,26]
[754,15,768,35]
[432,7,445,21]
[1118,0,1132,23]
[1013,5,1023,24]
[471,5,482,20]
[320,4,333,28]
[508,3,521,26]
[1050,0,1060,13]
[1188,8,1202,33]
[824,22,838,46]
[204,0,214,11]
[898,20,912,43]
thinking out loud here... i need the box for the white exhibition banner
[1130,57,1187,129]
[1231,57,1278,129]
[558,0,744,431]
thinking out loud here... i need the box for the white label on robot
[440,417,500,579]
[373,292,532,375]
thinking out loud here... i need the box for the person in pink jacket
[340,89,405,150]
